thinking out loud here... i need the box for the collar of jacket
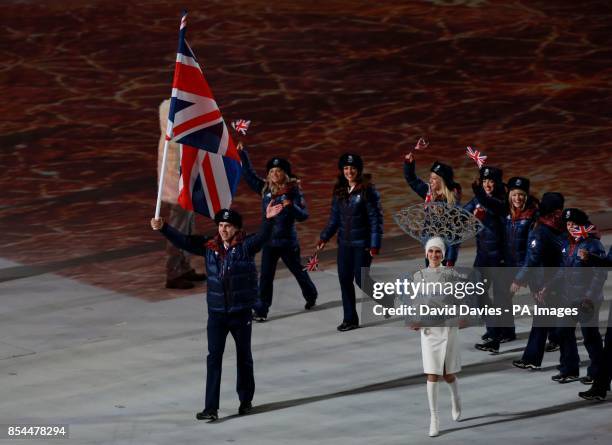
[206,230,247,255]
[510,200,537,221]
[271,181,297,198]
[538,214,563,233]
[334,174,372,199]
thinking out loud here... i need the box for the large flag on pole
[166,12,241,218]
[177,146,242,218]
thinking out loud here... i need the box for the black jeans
[204,310,254,411]
[593,305,612,391]
[557,323,604,378]
[337,244,373,324]
[254,245,318,317]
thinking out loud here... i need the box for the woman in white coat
[411,236,462,437]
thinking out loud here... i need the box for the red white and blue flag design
[167,12,241,218]
[466,146,487,168]
[231,119,251,135]
[569,224,595,241]
[178,146,242,218]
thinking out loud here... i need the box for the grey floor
[1,240,611,445]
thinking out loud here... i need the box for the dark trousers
[522,325,555,366]
[475,266,502,337]
[557,324,604,378]
[594,306,612,391]
[204,310,254,411]
[254,245,318,317]
[488,269,516,340]
[337,245,373,324]
[521,309,560,365]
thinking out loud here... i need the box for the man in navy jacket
[151,202,282,421]
[512,192,565,369]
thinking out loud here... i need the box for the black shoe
[181,270,207,282]
[499,334,517,343]
[304,297,317,310]
[513,359,541,370]
[475,340,499,353]
[551,373,580,383]
[580,375,594,385]
[481,332,492,341]
[166,278,195,289]
[578,387,607,401]
[196,409,218,421]
[545,342,560,352]
[253,314,267,323]
[337,322,359,332]
[238,401,253,415]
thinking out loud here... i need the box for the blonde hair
[263,171,298,196]
[431,174,457,206]
[509,189,527,217]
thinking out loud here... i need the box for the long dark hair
[488,180,506,201]
[333,172,372,200]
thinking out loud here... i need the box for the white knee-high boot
[447,378,461,421]
[427,381,439,437]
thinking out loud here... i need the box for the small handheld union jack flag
[231,119,251,135]
[414,137,429,150]
[466,146,487,168]
[303,252,320,272]
[570,224,595,241]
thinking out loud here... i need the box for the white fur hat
[425,236,446,258]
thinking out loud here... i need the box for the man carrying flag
[152,12,274,421]
[152,204,282,420]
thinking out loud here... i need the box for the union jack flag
[231,119,251,135]
[168,12,242,218]
[466,146,487,168]
[303,252,320,272]
[414,137,429,150]
[570,224,595,241]
[166,13,240,162]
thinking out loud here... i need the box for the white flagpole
[155,13,185,219]
[155,137,170,219]
[155,116,174,219]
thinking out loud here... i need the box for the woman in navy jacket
[318,153,383,332]
[546,208,606,384]
[463,166,506,342]
[238,144,318,321]
[473,176,539,352]
[577,245,612,401]
[403,152,461,266]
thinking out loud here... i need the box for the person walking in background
[511,192,565,370]
[157,99,207,289]
[463,166,506,344]
[577,247,612,401]
[473,176,538,353]
[544,208,606,384]
[403,152,462,266]
[318,153,383,332]
[237,143,317,322]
